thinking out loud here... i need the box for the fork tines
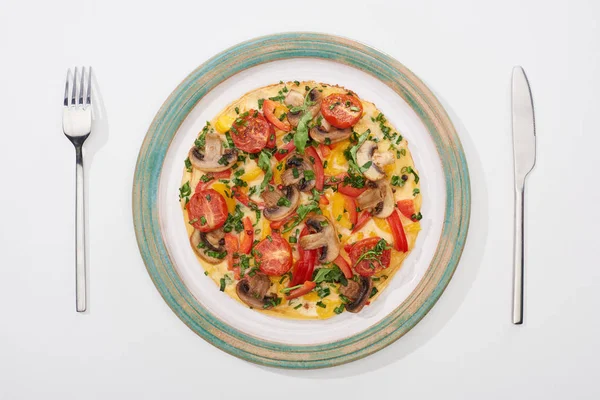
[64,67,92,107]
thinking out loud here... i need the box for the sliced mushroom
[356,180,394,218]
[298,215,340,263]
[309,114,352,144]
[190,228,227,264]
[236,272,277,309]
[356,140,395,181]
[339,276,372,313]
[285,88,322,127]
[281,153,315,192]
[261,185,300,221]
[188,132,238,172]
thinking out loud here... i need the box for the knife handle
[513,184,525,324]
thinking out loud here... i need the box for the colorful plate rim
[132,32,471,369]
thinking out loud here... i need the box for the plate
[133,33,470,368]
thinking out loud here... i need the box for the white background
[1,0,598,399]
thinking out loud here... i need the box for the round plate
[133,33,470,368]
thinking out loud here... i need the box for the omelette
[179,81,422,319]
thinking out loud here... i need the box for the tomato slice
[286,280,316,300]
[254,234,293,276]
[196,169,232,191]
[263,99,291,132]
[320,93,363,129]
[349,237,391,277]
[229,110,270,153]
[344,195,358,226]
[386,210,408,252]
[231,187,265,210]
[239,217,253,254]
[397,199,416,220]
[274,141,296,161]
[333,255,353,279]
[187,189,228,232]
[304,146,324,191]
[352,210,371,233]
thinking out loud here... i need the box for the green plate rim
[132,32,471,369]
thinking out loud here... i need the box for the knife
[511,66,536,325]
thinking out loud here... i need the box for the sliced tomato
[333,255,353,279]
[348,237,391,277]
[229,110,270,153]
[196,169,232,191]
[187,189,228,232]
[344,195,358,226]
[254,234,293,276]
[286,280,316,300]
[318,143,331,158]
[386,210,408,252]
[338,180,367,197]
[321,93,363,129]
[270,212,296,230]
[304,146,324,191]
[397,199,416,220]
[239,217,253,254]
[231,186,265,210]
[274,141,296,161]
[263,99,291,132]
[352,210,371,233]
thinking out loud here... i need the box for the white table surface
[1,0,599,398]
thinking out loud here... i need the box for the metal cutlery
[511,66,536,324]
[63,67,92,312]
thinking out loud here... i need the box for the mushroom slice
[339,276,372,313]
[281,153,316,192]
[309,114,352,144]
[356,180,394,218]
[236,272,278,309]
[298,215,340,263]
[188,132,238,172]
[356,140,395,181]
[261,185,300,221]
[285,88,322,127]
[190,228,227,264]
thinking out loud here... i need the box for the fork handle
[75,145,87,312]
[513,184,525,324]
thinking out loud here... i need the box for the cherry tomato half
[254,234,293,276]
[320,93,363,129]
[229,110,270,153]
[348,237,391,277]
[187,189,228,232]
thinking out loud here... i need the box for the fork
[63,67,92,312]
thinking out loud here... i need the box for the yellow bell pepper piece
[325,145,348,176]
[374,217,392,233]
[241,166,263,182]
[215,114,235,134]
[261,218,271,240]
[331,192,352,230]
[316,298,341,319]
[211,182,236,214]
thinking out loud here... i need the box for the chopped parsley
[334,304,345,314]
[413,188,420,196]
[184,157,192,172]
[178,181,191,203]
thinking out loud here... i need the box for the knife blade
[511,66,536,325]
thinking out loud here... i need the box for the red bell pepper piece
[344,195,358,226]
[386,210,409,252]
[333,255,353,279]
[286,280,317,300]
[318,143,331,158]
[352,210,371,233]
[223,234,240,278]
[304,146,324,191]
[269,213,297,230]
[232,187,265,210]
[319,196,330,206]
[290,228,317,286]
[274,141,296,161]
[195,169,232,191]
[396,199,416,220]
[238,217,253,254]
